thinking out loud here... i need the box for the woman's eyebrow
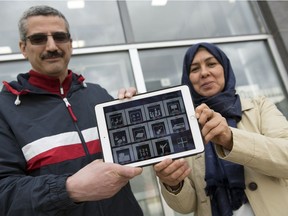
[191,56,216,66]
[204,56,217,62]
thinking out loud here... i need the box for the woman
[154,42,288,216]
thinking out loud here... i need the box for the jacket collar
[240,97,254,111]
[2,70,86,106]
[28,70,72,97]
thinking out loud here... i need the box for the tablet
[95,85,204,167]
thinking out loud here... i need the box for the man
[0,5,143,216]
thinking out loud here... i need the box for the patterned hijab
[181,43,246,216]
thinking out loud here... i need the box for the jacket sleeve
[0,117,77,216]
[215,96,288,178]
[160,176,197,214]
[159,154,208,214]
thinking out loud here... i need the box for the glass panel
[0,52,135,100]
[175,211,194,216]
[0,60,31,84]
[130,166,165,216]
[220,42,288,118]
[69,52,135,99]
[125,1,266,43]
[0,0,125,54]
[138,41,288,118]
[139,47,187,91]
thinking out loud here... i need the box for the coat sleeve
[215,96,288,178]
[159,154,208,214]
[0,117,77,216]
[160,176,197,214]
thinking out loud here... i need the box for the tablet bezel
[95,85,204,167]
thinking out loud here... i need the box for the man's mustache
[41,51,64,60]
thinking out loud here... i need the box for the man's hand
[66,160,142,202]
[117,87,137,100]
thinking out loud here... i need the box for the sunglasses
[25,32,71,45]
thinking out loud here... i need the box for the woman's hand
[153,158,191,187]
[195,103,233,150]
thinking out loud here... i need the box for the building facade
[0,1,287,215]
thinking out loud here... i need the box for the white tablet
[95,85,204,167]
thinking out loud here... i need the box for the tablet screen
[95,85,204,167]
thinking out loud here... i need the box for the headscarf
[181,43,246,216]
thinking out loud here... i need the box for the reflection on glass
[139,47,187,91]
[130,166,165,216]
[0,52,135,99]
[125,1,266,42]
[0,0,124,54]
[0,60,30,84]
[218,42,286,104]
[69,52,135,99]
[139,41,288,118]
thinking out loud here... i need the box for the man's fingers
[116,166,143,179]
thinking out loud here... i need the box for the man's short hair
[18,5,70,41]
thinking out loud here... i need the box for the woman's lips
[201,81,214,89]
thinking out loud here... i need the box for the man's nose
[45,35,58,51]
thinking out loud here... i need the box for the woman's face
[189,48,225,97]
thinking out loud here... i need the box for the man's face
[19,15,72,82]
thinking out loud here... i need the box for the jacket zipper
[63,97,92,162]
